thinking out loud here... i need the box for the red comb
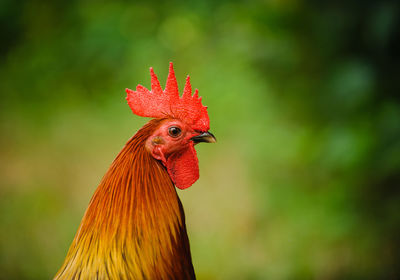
[125,63,210,131]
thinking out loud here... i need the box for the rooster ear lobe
[151,145,167,165]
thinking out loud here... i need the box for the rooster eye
[168,126,182,138]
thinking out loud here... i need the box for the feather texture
[54,119,195,280]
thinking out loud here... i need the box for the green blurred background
[1,0,400,279]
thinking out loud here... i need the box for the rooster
[54,63,216,280]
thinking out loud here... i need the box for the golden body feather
[55,119,195,279]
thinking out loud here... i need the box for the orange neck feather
[55,119,195,280]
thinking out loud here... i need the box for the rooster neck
[55,119,195,280]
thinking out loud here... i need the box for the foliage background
[1,0,399,279]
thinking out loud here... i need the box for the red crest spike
[150,68,162,94]
[183,76,192,100]
[165,62,179,98]
[125,63,210,131]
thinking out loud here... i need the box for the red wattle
[166,143,199,190]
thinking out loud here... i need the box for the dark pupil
[169,126,181,137]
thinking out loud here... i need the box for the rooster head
[125,63,216,189]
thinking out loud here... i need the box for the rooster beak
[191,131,217,144]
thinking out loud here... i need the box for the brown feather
[55,119,195,280]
